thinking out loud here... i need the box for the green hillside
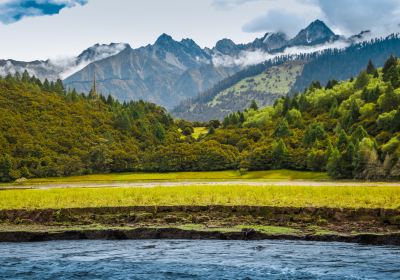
[1,56,400,182]
[0,74,181,181]
[210,61,304,107]
[179,61,304,121]
[0,73,241,182]
[214,57,400,180]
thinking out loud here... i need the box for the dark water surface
[0,240,399,279]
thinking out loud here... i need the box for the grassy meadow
[8,170,330,185]
[1,185,399,210]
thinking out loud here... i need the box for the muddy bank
[1,228,400,246]
[1,206,399,245]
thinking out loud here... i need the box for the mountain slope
[292,34,400,93]
[206,56,400,180]
[0,73,179,182]
[64,36,237,109]
[0,20,382,111]
[173,35,400,121]
[288,20,339,46]
[0,43,130,81]
[174,61,305,121]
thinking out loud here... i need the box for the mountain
[259,32,289,51]
[173,35,400,121]
[0,19,385,110]
[291,34,400,93]
[348,30,372,44]
[76,43,130,65]
[174,61,305,121]
[64,34,237,109]
[215,56,400,180]
[288,20,339,46]
[0,43,130,81]
[64,20,342,109]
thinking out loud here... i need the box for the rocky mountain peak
[289,19,337,46]
[155,33,177,46]
[77,43,131,64]
[261,32,288,51]
[214,39,242,55]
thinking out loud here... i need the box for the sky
[0,0,399,60]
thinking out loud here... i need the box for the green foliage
[272,139,289,169]
[354,71,370,90]
[250,100,259,111]
[366,59,379,77]
[199,56,400,180]
[3,56,400,182]
[143,141,239,172]
[273,119,291,138]
[0,73,178,181]
[303,123,326,147]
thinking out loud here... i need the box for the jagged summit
[260,32,288,51]
[77,43,131,64]
[214,39,242,55]
[289,19,338,46]
[155,33,176,46]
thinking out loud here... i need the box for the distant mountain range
[172,35,400,121]
[0,43,129,81]
[0,20,377,110]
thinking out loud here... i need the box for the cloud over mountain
[234,0,400,36]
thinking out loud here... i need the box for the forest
[1,55,400,181]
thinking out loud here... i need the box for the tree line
[1,55,400,181]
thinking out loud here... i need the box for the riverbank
[1,206,399,245]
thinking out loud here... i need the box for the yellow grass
[1,185,399,210]
[15,170,329,185]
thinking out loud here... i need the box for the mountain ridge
[0,20,389,109]
[172,35,400,121]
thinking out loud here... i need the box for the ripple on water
[0,240,399,280]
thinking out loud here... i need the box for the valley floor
[2,170,400,190]
[0,170,399,245]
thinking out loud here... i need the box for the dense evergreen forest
[292,35,400,93]
[213,56,400,180]
[1,55,400,181]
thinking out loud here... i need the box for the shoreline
[1,227,400,245]
[1,205,399,245]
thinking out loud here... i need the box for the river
[0,240,399,279]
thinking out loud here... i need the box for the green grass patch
[237,225,300,235]
[192,127,208,139]
[12,170,329,185]
[1,185,399,210]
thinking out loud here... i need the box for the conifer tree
[272,139,288,169]
[366,59,378,76]
[273,119,290,138]
[249,100,259,111]
[337,129,349,151]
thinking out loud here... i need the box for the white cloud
[212,39,350,67]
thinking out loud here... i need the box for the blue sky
[0,0,399,60]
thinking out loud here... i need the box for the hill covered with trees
[1,55,400,181]
[0,73,177,181]
[201,56,400,180]
[0,72,242,182]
